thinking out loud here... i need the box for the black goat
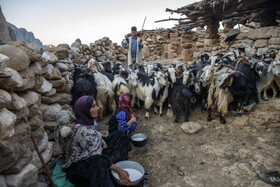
[170,79,193,123]
[70,68,97,106]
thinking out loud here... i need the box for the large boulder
[0,122,32,173]
[0,53,9,71]
[2,147,32,174]
[48,77,66,88]
[7,92,27,111]
[0,45,30,71]
[29,115,44,131]
[26,43,43,54]
[18,66,36,91]
[28,104,42,119]
[0,108,16,140]
[43,103,62,121]
[41,52,58,64]
[38,77,53,93]
[55,62,69,72]
[248,26,280,40]
[46,45,69,59]
[4,164,38,187]
[0,67,24,91]
[7,41,41,62]
[30,142,53,170]
[18,91,40,107]
[0,89,11,109]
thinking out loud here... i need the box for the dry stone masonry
[0,37,127,186]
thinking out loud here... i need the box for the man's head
[131,26,137,37]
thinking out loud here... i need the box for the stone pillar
[205,18,219,39]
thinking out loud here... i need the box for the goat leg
[201,99,207,112]
[184,112,189,122]
[174,113,180,123]
[219,114,226,124]
[207,109,212,121]
[153,105,159,115]
[145,109,150,120]
[159,105,163,117]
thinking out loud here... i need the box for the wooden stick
[31,134,56,187]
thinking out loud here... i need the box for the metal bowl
[112,160,145,186]
[131,133,147,147]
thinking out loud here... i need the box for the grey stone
[55,62,68,71]
[40,52,58,64]
[30,142,53,170]
[181,122,204,134]
[38,132,48,152]
[7,92,27,111]
[0,67,24,90]
[0,45,30,71]
[248,26,280,40]
[18,91,40,107]
[254,39,268,48]
[5,164,38,187]
[0,175,6,187]
[0,108,16,139]
[43,103,62,121]
[2,148,32,174]
[0,89,11,109]
[38,77,53,93]
[0,54,9,71]
[224,29,240,42]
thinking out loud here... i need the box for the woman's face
[90,101,99,118]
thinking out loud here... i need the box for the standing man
[121,26,143,69]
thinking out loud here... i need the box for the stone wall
[140,26,280,62]
[69,37,127,65]
[0,38,126,186]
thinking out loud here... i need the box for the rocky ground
[98,98,280,187]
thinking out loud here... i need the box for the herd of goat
[71,50,280,124]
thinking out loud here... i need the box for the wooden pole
[142,16,147,30]
[31,134,56,187]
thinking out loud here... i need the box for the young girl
[108,93,139,136]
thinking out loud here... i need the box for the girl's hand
[129,116,137,124]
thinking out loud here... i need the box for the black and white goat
[132,71,168,119]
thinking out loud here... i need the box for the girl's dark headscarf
[74,95,95,126]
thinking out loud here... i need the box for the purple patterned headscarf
[74,95,95,126]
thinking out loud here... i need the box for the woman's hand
[110,165,131,186]
[118,168,130,186]
[102,139,108,149]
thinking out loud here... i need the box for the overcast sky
[1,0,200,46]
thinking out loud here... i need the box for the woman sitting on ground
[108,93,139,136]
[56,95,131,187]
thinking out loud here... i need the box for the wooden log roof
[156,0,280,30]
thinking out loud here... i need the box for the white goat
[257,61,280,101]
[88,60,116,119]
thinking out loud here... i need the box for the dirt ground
[98,98,280,187]
[94,58,280,187]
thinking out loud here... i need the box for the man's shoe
[259,171,280,186]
